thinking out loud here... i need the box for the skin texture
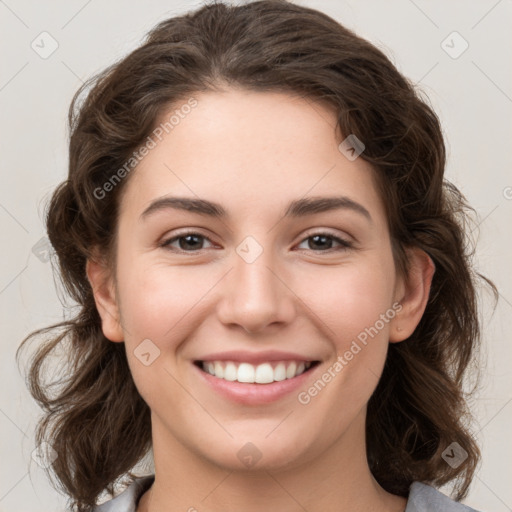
[87,88,434,512]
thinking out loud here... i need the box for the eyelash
[159,231,354,254]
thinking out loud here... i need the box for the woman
[18,1,494,511]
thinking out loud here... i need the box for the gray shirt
[93,475,482,511]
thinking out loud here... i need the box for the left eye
[296,233,353,251]
[160,232,353,253]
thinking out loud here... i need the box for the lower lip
[193,362,320,405]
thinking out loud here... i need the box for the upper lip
[196,350,319,365]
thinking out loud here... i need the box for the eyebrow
[140,195,372,223]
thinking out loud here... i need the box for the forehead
[119,89,386,226]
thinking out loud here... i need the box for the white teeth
[286,361,297,379]
[255,363,274,384]
[200,360,314,384]
[237,363,255,383]
[214,361,224,379]
[224,362,237,381]
[274,363,286,381]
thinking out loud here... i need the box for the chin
[193,432,315,473]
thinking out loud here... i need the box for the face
[91,88,427,474]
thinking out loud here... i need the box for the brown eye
[297,233,353,252]
[159,231,353,254]
[161,232,213,252]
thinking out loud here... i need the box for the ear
[86,251,124,342]
[389,247,435,343]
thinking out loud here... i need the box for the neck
[138,410,406,512]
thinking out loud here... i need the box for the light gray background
[1,1,511,511]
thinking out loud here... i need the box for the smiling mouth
[194,360,321,384]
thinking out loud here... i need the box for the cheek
[117,247,396,347]
[323,263,396,395]
[116,254,200,340]
[117,259,200,405]
[309,262,396,344]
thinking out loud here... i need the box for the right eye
[160,232,215,253]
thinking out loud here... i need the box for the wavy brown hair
[17,1,496,510]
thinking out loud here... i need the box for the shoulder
[406,482,483,512]
[92,476,483,512]
[92,475,155,512]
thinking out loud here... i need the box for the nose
[216,247,296,334]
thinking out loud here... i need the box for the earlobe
[389,248,435,343]
[86,256,124,342]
